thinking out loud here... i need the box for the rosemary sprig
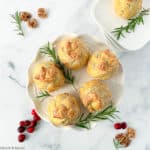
[10,11,24,36]
[112,8,150,40]
[75,104,119,129]
[113,139,125,150]
[61,65,74,84]
[36,91,50,98]
[40,42,74,84]
[40,42,59,64]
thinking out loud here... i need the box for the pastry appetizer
[47,93,80,126]
[33,62,65,92]
[80,79,112,112]
[87,49,120,80]
[57,37,90,70]
[114,0,142,19]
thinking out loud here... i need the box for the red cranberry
[121,122,127,129]
[31,109,37,115]
[17,126,25,133]
[30,120,37,127]
[33,114,41,121]
[19,121,25,126]
[114,123,121,129]
[27,126,35,133]
[18,134,26,142]
[24,120,31,126]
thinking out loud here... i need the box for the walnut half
[27,18,38,28]
[127,127,136,138]
[114,127,136,148]
[37,8,48,18]
[115,133,131,147]
[20,11,31,21]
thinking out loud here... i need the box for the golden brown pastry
[57,37,90,70]
[80,79,112,112]
[47,93,80,126]
[87,49,120,80]
[114,0,142,19]
[33,62,65,92]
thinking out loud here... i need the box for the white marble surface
[0,0,150,150]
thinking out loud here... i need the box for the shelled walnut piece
[127,127,136,138]
[20,11,31,21]
[115,127,136,147]
[19,8,48,31]
[34,66,56,82]
[37,8,48,18]
[115,133,131,147]
[27,18,38,28]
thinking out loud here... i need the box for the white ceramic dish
[27,34,124,127]
[92,0,150,51]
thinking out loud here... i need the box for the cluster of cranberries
[17,109,41,142]
[114,122,127,130]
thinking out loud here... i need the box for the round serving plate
[92,0,150,51]
[27,33,124,129]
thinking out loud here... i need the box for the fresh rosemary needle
[113,139,125,150]
[10,11,24,36]
[40,42,59,64]
[112,8,150,40]
[36,91,50,98]
[40,42,74,84]
[75,104,119,129]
